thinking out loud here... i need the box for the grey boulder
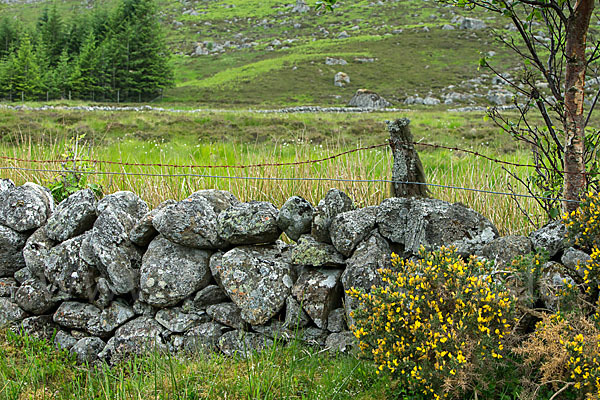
[155,307,207,333]
[53,301,101,331]
[14,279,56,315]
[45,189,97,242]
[479,235,532,269]
[22,227,56,280]
[325,331,357,354]
[206,302,247,330]
[108,316,167,362]
[291,235,345,267]
[54,330,78,350]
[283,296,311,330]
[182,285,229,312]
[529,220,568,257]
[0,182,54,232]
[217,245,294,325]
[16,315,59,341]
[311,189,354,243]
[0,224,28,277]
[330,206,378,257]
[71,337,105,364]
[292,268,343,329]
[217,201,281,245]
[139,236,212,307]
[183,322,228,352]
[129,199,177,247]
[87,301,135,338]
[277,196,314,241]
[377,197,498,256]
[562,247,591,279]
[218,330,274,358]
[0,278,17,297]
[96,191,149,221]
[0,298,28,325]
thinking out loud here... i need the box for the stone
[298,327,329,347]
[96,191,149,221]
[348,89,391,109]
[206,302,247,330]
[529,220,568,257]
[0,183,54,232]
[292,0,309,13]
[277,196,314,242]
[155,307,207,333]
[325,57,348,66]
[291,235,345,267]
[182,285,230,312]
[0,277,17,297]
[479,235,532,268]
[216,245,294,325]
[44,189,97,242]
[129,200,177,247]
[71,337,105,364]
[153,194,229,249]
[188,189,240,214]
[292,268,343,329]
[93,278,113,309]
[54,330,78,350]
[337,31,350,39]
[312,189,354,243]
[423,96,441,105]
[0,224,28,277]
[561,247,591,279]
[217,201,281,245]
[44,233,99,299]
[13,267,33,284]
[377,197,498,257]
[342,231,389,327]
[0,297,27,325]
[89,209,143,295]
[183,322,228,353]
[133,300,155,316]
[22,227,56,280]
[87,301,135,338]
[16,315,59,341]
[251,320,294,341]
[0,179,15,193]
[327,308,346,332]
[108,316,167,362]
[209,251,225,289]
[53,301,101,331]
[218,330,274,358]
[325,331,357,354]
[460,17,486,30]
[139,236,212,307]
[283,296,311,330]
[539,261,576,311]
[330,207,377,257]
[14,279,56,315]
[334,72,350,87]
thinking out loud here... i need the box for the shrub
[564,191,600,252]
[348,247,517,399]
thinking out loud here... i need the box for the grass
[0,107,546,235]
[0,329,394,400]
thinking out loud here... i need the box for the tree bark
[387,118,428,198]
[563,0,594,212]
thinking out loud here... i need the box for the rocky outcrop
[347,89,391,109]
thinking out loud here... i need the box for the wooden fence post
[387,118,428,198]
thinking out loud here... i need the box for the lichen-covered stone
[539,261,575,311]
[155,307,207,333]
[0,224,28,277]
[0,179,15,193]
[209,251,225,289]
[562,247,591,279]
[206,302,247,330]
[22,227,56,280]
[311,189,354,243]
[327,308,346,332]
[0,183,54,232]
[298,327,329,347]
[45,189,97,242]
[93,278,113,309]
[87,301,135,338]
[342,231,389,327]
[218,330,274,358]
[283,296,311,330]
[325,331,357,354]
[129,200,176,247]
[217,201,281,245]
[15,315,59,341]
[54,330,78,350]
[479,235,532,269]
[153,196,224,249]
[13,267,33,284]
[89,209,143,295]
[292,268,343,329]
[53,301,101,331]
[133,300,155,316]
[277,196,314,242]
[251,320,294,341]
[71,337,105,364]
[0,277,17,297]
[187,189,240,213]
[96,191,149,221]
[107,316,167,362]
[44,233,98,299]
[377,197,498,256]
[139,236,212,307]
[0,297,28,325]
[216,245,294,325]
[291,235,345,267]
[329,207,377,257]
[14,279,56,315]
[183,322,227,353]
[182,285,229,312]
[530,220,568,257]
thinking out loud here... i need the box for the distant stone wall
[0,179,573,363]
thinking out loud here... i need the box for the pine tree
[50,47,73,99]
[12,34,43,100]
[38,3,65,66]
[71,31,99,99]
[0,17,19,59]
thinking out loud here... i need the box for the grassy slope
[0,0,517,107]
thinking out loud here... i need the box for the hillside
[0,0,520,107]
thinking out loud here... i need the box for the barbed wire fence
[0,139,581,233]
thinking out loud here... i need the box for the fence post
[387,118,428,198]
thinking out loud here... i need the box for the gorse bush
[564,191,600,252]
[348,247,517,399]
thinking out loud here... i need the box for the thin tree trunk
[563,0,594,212]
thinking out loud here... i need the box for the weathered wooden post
[387,118,428,197]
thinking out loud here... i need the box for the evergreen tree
[12,34,43,100]
[70,31,99,99]
[0,55,16,99]
[0,17,19,59]
[49,47,73,99]
[38,3,66,67]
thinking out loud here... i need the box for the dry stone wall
[0,179,575,364]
